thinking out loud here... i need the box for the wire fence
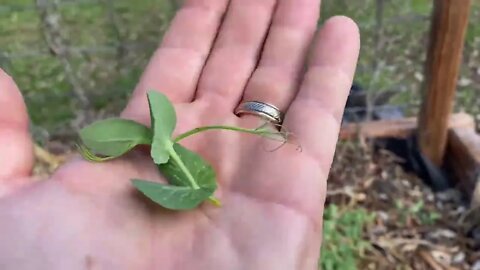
[1,0,479,146]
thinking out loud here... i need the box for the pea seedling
[77,91,287,210]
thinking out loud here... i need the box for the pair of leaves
[133,143,217,210]
[78,91,218,210]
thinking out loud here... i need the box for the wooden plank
[444,127,480,204]
[340,113,474,140]
[417,0,472,166]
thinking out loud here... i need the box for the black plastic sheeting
[374,135,452,191]
[343,83,404,123]
[344,83,453,192]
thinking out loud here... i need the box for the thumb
[0,69,34,195]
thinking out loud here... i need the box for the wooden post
[418,0,471,166]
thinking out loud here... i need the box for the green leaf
[159,143,216,189]
[147,91,177,164]
[79,118,152,157]
[131,180,214,210]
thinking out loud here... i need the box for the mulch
[33,140,480,269]
[328,141,480,269]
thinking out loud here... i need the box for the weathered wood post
[418,0,472,166]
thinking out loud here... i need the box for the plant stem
[171,124,286,207]
[208,196,222,207]
[174,125,284,143]
[167,144,221,206]
[167,144,200,190]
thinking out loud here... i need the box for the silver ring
[235,101,284,124]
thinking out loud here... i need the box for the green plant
[319,205,374,270]
[77,90,287,210]
[395,200,441,225]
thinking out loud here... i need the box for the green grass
[322,0,431,112]
[1,0,175,133]
[1,0,479,134]
[320,205,374,270]
[394,199,441,226]
[322,0,480,120]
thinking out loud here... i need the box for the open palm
[0,1,359,269]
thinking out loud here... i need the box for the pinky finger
[284,16,360,172]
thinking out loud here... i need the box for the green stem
[174,125,283,143]
[171,124,286,207]
[167,144,220,205]
[167,144,200,190]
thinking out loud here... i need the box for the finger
[122,0,230,121]
[194,0,277,109]
[239,0,320,115]
[0,69,34,191]
[284,16,360,172]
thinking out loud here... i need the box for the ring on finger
[234,101,284,125]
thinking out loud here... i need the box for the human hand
[0,0,359,269]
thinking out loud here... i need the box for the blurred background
[1,0,480,269]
